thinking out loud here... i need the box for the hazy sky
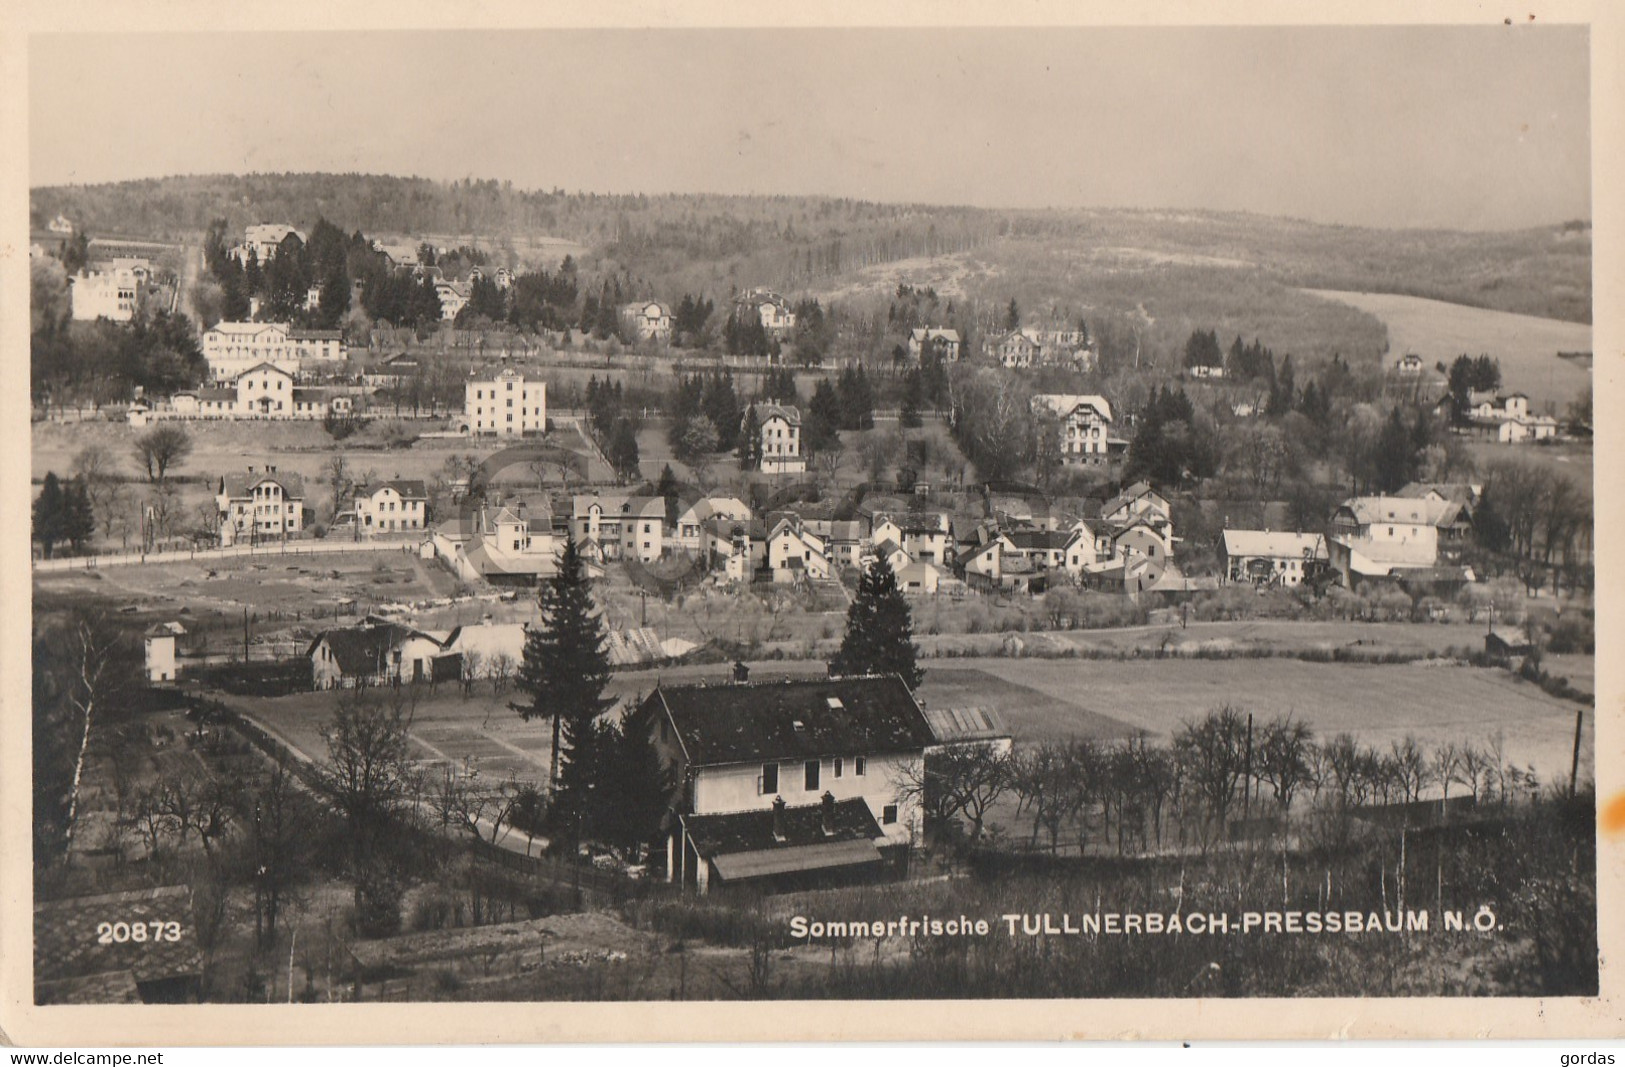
[29,26,1590,230]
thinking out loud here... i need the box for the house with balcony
[216,466,305,546]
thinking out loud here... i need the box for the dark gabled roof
[308,623,435,676]
[219,470,306,500]
[1007,529,1071,552]
[362,479,428,501]
[649,675,936,767]
[681,797,883,857]
[35,887,202,986]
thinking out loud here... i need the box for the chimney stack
[771,796,787,842]
[821,791,836,836]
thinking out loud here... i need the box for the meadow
[1306,290,1593,410]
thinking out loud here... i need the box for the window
[804,760,820,791]
[834,757,843,779]
[882,804,898,825]
[761,763,778,794]
[854,756,866,777]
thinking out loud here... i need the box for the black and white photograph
[3,2,1619,1045]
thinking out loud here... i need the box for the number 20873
[96,920,184,944]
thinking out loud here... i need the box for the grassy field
[1306,289,1592,410]
[231,646,1592,807]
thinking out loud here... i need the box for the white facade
[203,322,299,381]
[756,407,805,474]
[466,368,547,436]
[355,483,427,535]
[235,363,295,417]
[217,471,305,546]
[1031,394,1116,466]
[689,752,919,850]
[620,300,672,342]
[69,269,138,322]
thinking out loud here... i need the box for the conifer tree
[738,406,762,470]
[32,472,66,559]
[514,535,615,800]
[829,555,924,688]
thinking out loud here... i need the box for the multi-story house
[870,513,953,566]
[203,322,299,381]
[572,494,665,562]
[619,300,673,342]
[466,366,547,437]
[640,675,939,893]
[234,363,296,417]
[1220,530,1329,587]
[1030,394,1121,468]
[1326,495,1470,585]
[765,517,830,583]
[216,466,305,546]
[738,289,797,336]
[69,269,138,322]
[230,223,305,263]
[906,328,961,363]
[748,403,805,474]
[354,480,429,535]
[435,280,470,320]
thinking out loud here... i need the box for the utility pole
[243,605,250,662]
[1570,708,1584,798]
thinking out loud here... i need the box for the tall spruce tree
[514,535,615,800]
[829,555,924,688]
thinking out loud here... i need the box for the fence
[33,537,416,573]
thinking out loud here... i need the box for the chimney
[247,465,255,475]
[771,796,787,842]
[821,791,836,836]
[268,464,277,474]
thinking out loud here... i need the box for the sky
[28,25,1591,230]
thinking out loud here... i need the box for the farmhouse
[216,466,306,546]
[466,365,547,437]
[640,675,937,893]
[1395,353,1425,375]
[1220,529,1329,587]
[1326,495,1471,585]
[308,622,449,688]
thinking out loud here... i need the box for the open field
[1306,290,1592,409]
[231,648,1592,804]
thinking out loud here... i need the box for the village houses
[1325,495,1472,587]
[1220,529,1329,587]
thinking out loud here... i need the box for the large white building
[466,366,547,437]
[201,322,347,381]
[1030,394,1120,467]
[69,269,138,322]
[354,480,429,535]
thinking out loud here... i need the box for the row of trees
[920,708,1551,856]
